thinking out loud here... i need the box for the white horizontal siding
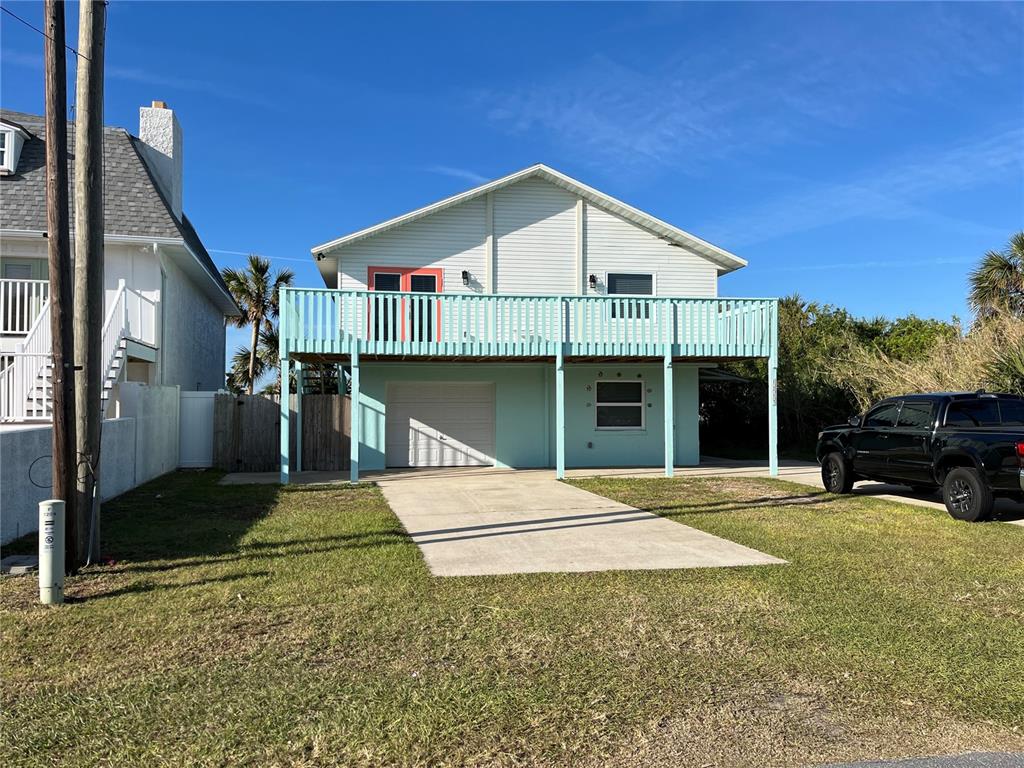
[337,198,487,293]
[585,204,718,297]
[494,178,576,295]
[332,178,721,298]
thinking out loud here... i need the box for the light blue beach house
[280,165,778,482]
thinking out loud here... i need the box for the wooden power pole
[43,0,77,571]
[73,0,106,567]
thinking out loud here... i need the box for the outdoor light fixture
[588,274,597,288]
[462,270,470,286]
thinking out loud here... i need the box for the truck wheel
[822,452,853,494]
[942,467,994,522]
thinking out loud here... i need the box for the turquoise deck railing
[280,288,778,359]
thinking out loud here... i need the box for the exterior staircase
[11,340,128,420]
[0,281,141,423]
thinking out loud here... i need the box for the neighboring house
[281,164,779,481]
[0,102,240,423]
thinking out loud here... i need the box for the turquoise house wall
[356,361,699,470]
[562,363,699,468]
[358,363,551,470]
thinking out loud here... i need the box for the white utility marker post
[39,500,65,605]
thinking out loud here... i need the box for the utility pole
[73,0,106,567]
[43,0,77,572]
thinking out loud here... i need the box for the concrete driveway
[374,468,785,577]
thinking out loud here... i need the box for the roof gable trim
[311,164,746,273]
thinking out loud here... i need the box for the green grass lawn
[2,471,1022,767]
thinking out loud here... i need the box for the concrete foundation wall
[353,361,699,471]
[0,384,181,546]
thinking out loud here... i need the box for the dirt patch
[590,681,1024,768]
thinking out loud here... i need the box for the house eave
[0,229,241,317]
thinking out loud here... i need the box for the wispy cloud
[770,257,975,273]
[477,4,1022,174]
[1,48,275,109]
[700,126,1024,247]
[423,165,489,185]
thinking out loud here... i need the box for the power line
[209,248,311,264]
[0,5,90,61]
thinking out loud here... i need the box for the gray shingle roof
[0,109,234,308]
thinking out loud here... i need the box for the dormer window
[0,121,30,175]
[0,131,10,172]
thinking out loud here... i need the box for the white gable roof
[311,164,746,282]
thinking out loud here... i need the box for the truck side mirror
[848,415,861,427]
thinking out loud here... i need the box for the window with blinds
[607,273,653,319]
[607,273,653,295]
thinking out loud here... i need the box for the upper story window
[607,273,653,296]
[0,130,10,172]
[607,273,653,319]
[0,123,28,175]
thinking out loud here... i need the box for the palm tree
[969,232,1024,320]
[221,255,294,394]
[226,344,269,394]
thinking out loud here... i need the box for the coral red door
[368,267,443,343]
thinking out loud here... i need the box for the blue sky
[2,1,1022,367]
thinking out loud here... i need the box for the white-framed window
[595,380,645,430]
[0,127,23,175]
[606,272,654,319]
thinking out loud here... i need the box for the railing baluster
[270,289,772,373]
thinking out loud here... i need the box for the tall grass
[830,312,1024,409]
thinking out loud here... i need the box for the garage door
[385,382,496,467]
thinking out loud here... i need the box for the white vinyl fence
[179,391,218,468]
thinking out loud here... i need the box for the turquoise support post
[663,350,674,477]
[555,348,565,480]
[279,356,290,484]
[295,361,303,474]
[768,300,779,477]
[349,347,360,484]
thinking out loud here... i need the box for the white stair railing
[0,278,49,335]
[0,280,149,422]
[100,281,129,401]
[0,300,53,421]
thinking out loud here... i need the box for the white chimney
[138,100,183,220]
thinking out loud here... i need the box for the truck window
[864,403,899,427]
[999,399,1024,426]
[897,401,934,429]
[945,399,1000,427]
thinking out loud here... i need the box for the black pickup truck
[816,392,1024,521]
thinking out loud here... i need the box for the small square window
[595,380,644,430]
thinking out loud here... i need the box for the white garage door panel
[386,382,496,467]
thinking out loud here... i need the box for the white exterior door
[386,382,496,467]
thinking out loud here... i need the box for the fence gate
[212,393,350,473]
[180,391,217,468]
